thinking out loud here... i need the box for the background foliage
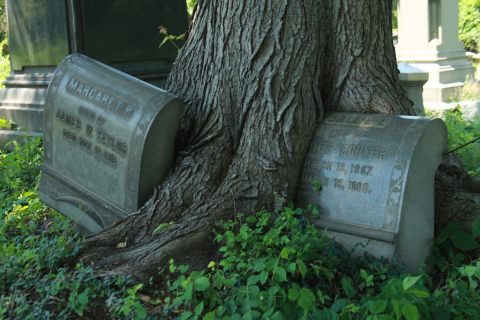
[459,0,480,53]
[0,0,6,42]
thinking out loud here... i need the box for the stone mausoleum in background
[396,0,475,113]
[0,0,189,146]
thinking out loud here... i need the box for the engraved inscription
[96,129,128,157]
[54,104,130,169]
[329,128,366,140]
[56,109,82,132]
[312,142,333,155]
[66,77,135,120]
[339,144,386,160]
[302,140,383,197]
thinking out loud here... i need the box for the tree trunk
[79,0,413,281]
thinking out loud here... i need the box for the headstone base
[0,70,50,148]
[39,164,128,233]
[400,54,475,105]
[398,63,429,115]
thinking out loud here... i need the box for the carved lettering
[96,129,128,157]
[66,77,135,120]
[339,144,386,160]
[334,179,345,191]
[329,128,366,140]
[62,129,77,143]
[350,164,374,176]
[336,162,347,174]
[348,180,370,193]
[78,105,97,123]
[56,109,82,132]
[79,137,92,151]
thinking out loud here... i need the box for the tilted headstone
[39,54,184,233]
[0,0,189,147]
[296,112,447,272]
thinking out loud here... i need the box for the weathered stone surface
[39,54,184,233]
[7,0,69,71]
[296,112,447,271]
[0,0,189,147]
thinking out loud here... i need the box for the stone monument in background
[0,0,189,146]
[396,0,474,108]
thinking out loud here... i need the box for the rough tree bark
[78,0,414,281]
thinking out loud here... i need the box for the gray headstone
[39,54,184,233]
[0,0,190,148]
[296,112,447,272]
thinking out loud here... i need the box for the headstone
[296,112,447,272]
[0,0,189,146]
[395,0,474,107]
[38,54,184,233]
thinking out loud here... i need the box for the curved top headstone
[297,112,447,271]
[39,54,184,233]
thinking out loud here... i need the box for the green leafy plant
[159,26,186,52]
[459,0,480,52]
[0,37,9,88]
[0,138,151,319]
[186,0,197,16]
[1,136,480,319]
[0,116,15,130]
[442,108,480,176]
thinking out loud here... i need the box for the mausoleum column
[396,0,474,106]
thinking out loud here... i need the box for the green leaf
[402,275,422,291]
[408,288,430,298]
[259,270,268,284]
[368,299,387,315]
[472,217,480,238]
[341,277,356,298]
[184,283,193,301]
[246,216,257,224]
[360,269,368,280]
[194,276,210,291]
[280,247,294,259]
[195,302,204,315]
[253,259,266,272]
[270,311,286,320]
[288,288,299,301]
[297,288,315,310]
[247,275,259,285]
[203,311,216,320]
[297,259,307,278]
[401,303,420,320]
[451,231,479,251]
[436,223,462,244]
[181,311,193,320]
[152,222,174,235]
[274,267,287,282]
[287,262,296,273]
